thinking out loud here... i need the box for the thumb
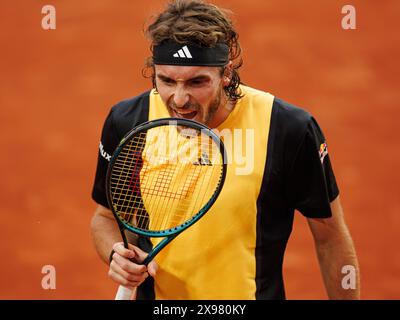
[147,260,158,277]
[127,244,150,264]
[128,244,158,276]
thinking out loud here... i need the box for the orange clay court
[0,0,399,299]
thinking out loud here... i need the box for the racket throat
[142,234,178,265]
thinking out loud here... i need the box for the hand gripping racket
[106,118,227,300]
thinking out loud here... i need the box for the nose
[172,86,189,108]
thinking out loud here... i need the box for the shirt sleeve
[286,117,339,218]
[91,109,121,208]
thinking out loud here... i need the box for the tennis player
[91,0,360,299]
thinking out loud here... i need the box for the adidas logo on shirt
[193,153,212,166]
[173,46,193,58]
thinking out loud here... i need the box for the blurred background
[0,0,399,299]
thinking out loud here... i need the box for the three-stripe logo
[173,46,193,59]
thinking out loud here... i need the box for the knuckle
[107,269,114,279]
[126,274,136,282]
[111,253,120,263]
[120,262,130,271]
[113,242,126,254]
[136,264,145,272]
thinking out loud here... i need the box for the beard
[167,86,224,127]
[203,87,222,126]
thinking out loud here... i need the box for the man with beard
[90,0,360,300]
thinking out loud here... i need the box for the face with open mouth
[169,103,199,120]
[154,65,229,128]
[167,94,221,126]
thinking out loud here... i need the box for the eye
[162,78,174,85]
[158,76,175,86]
[189,78,207,87]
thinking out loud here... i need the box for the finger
[129,245,151,264]
[113,242,136,259]
[108,268,141,288]
[147,260,158,277]
[110,260,149,283]
[113,252,147,274]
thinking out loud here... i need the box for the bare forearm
[308,197,360,299]
[316,235,360,299]
[90,211,121,264]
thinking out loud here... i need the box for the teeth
[176,111,196,115]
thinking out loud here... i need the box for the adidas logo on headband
[173,46,193,59]
[153,41,229,66]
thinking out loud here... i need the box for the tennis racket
[106,118,227,300]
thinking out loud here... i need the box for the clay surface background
[0,1,398,299]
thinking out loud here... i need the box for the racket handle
[115,285,136,300]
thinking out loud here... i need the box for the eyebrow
[157,74,210,83]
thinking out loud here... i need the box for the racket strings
[149,131,220,225]
[114,164,219,230]
[111,133,148,225]
[109,126,224,232]
[133,132,206,229]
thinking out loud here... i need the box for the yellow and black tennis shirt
[92,85,339,300]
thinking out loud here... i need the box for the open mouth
[172,109,198,120]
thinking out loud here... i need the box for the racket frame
[106,117,227,264]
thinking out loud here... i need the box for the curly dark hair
[143,0,243,101]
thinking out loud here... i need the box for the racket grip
[115,285,134,300]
